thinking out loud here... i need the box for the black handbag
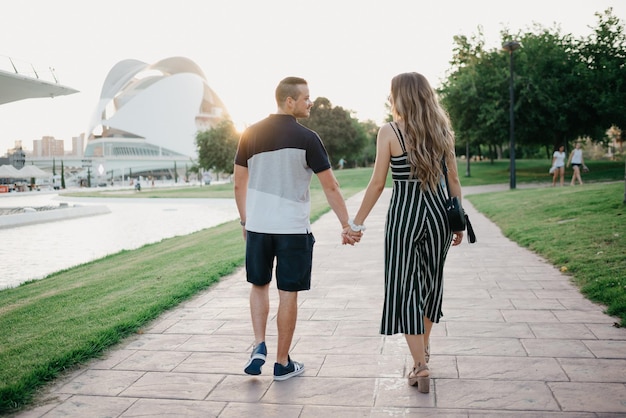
[442,158,476,243]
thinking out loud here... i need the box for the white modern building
[83,56,230,178]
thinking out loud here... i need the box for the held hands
[341,226,363,245]
[342,218,366,245]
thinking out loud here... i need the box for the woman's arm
[352,125,392,226]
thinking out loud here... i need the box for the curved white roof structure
[86,57,229,160]
[0,68,78,105]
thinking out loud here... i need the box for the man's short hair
[276,77,307,104]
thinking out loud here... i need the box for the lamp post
[503,40,521,189]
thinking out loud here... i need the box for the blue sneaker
[244,342,266,375]
[273,356,305,381]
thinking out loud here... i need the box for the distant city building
[0,143,26,169]
[33,136,65,157]
[71,134,85,158]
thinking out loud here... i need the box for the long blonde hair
[390,72,455,191]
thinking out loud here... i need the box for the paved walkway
[17,187,626,417]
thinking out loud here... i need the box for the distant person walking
[551,145,566,187]
[346,72,465,394]
[337,158,346,169]
[567,142,586,185]
[234,76,357,381]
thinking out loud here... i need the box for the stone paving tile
[499,309,560,323]
[585,323,626,340]
[56,369,145,396]
[206,375,272,403]
[444,297,514,310]
[374,377,436,408]
[113,350,191,371]
[528,323,598,339]
[295,335,384,355]
[548,382,626,413]
[446,321,535,339]
[173,351,252,374]
[317,354,403,378]
[161,319,227,334]
[557,358,626,382]
[120,398,226,417]
[44,395,137,417]
[583,339,626,358]
[122,333,192,351]
[219,402,303,418]
[429,336,527,357]
[455,356,569,381]
[521,338,595,358]
[468,412,595,417]
[175,334,253,352]
[509,298,566,310]
[434,379,560,411]
[119,371,222,400]
[440,308,505,322]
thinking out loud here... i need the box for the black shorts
[245,231,315,291]
[572,163,582,168]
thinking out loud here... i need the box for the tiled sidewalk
[17,188,626,417]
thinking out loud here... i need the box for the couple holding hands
[234,73,465,392]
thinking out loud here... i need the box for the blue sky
[1,0,623,153]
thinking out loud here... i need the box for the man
[234,76,355,381]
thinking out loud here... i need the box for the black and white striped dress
[380,124,453,336]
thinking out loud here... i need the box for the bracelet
[348,219,366,232]
[240,220,245,226]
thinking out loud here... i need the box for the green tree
[440,9,626,159]
[60,160,65,189]
[196,119,239,178]
[353,119,379,167]
[440,30,508,162]
[512,26,583,155]
[578,8,626,141]
[300,97,368,167]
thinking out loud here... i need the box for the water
[0,191,238,289]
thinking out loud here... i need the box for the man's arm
[233,164,248,236]
[316,168,350,229]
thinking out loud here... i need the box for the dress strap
[389,122,407,153]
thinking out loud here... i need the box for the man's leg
[244,283,270,375]
[250,283,270,344]
[276,289,298,365]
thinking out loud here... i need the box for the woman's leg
[405,334,429,373]
[423,316,433,360]
[575,166,583,184]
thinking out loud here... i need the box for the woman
[551,145,566,186]
[346,72,464,393]
[567,142,585,185]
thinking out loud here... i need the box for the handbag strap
[441,156,452,198]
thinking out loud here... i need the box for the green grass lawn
[1,159,625,413]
